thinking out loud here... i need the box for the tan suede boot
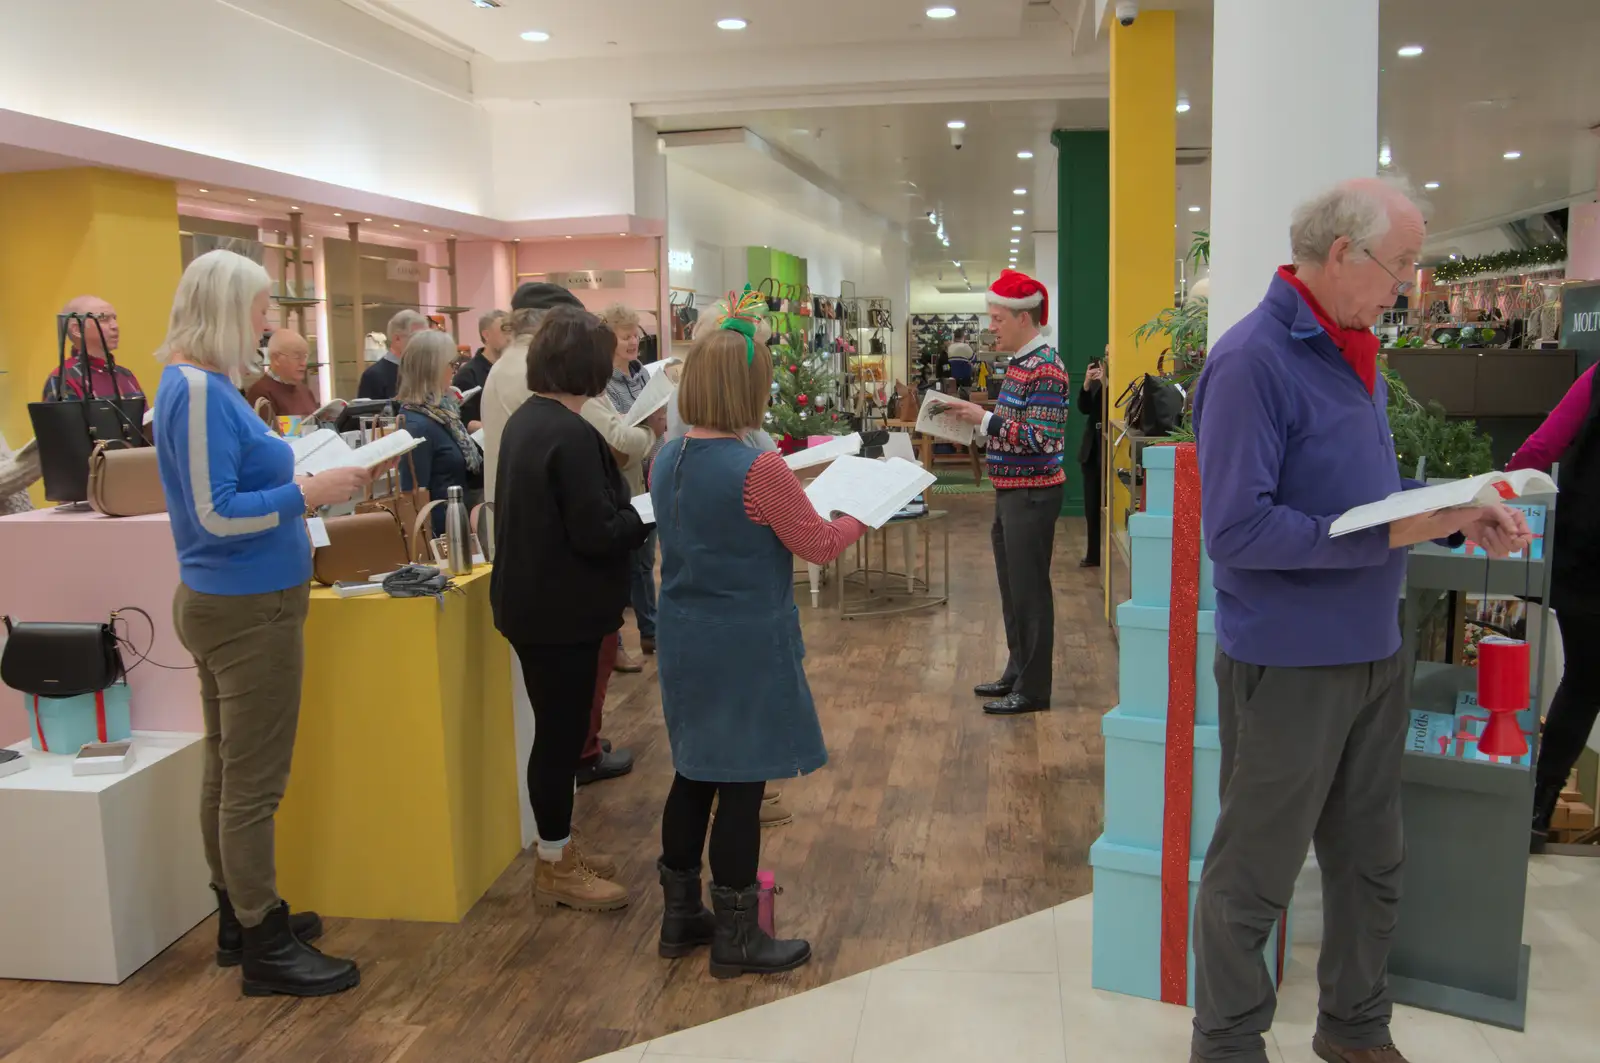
[760,795,794,828]
[569,829,618,880]
[534,848,630,911]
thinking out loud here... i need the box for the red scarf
[1277,266,1377,395]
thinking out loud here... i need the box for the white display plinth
[0,731,215,983]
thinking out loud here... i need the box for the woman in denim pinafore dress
[650,307,864,979]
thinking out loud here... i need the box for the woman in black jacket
[1076,353,1105,568]
[491,306,650,912]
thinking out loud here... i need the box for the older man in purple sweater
[1188,180,1530,1063]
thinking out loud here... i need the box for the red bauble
[796,393,808,405]
[788,364,799,374]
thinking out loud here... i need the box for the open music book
[784,433,863,472]
[1329,469,1559,537]
[288,428,423,476]
[917,394,977,445]
[804,456,937,529]
[454,386,482,403]
[308,398,347,423]
[624,370,677,428]
[470,427,485,450]
[631,493,656,525]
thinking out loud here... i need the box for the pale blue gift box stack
[1091,444,1288,1005]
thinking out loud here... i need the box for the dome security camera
[1115,1,1139,26]
[950,128,964,151]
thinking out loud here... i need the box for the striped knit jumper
[984,336,1069,488]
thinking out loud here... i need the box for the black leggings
[514,640,602,845]
[1536,609,1600,792]
[660,773,765,890]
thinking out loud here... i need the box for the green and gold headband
[718,286,767,364]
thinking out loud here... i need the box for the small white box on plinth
[0,731,215,983]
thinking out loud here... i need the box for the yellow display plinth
[275,568,521,922]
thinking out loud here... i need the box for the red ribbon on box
[1159,443,1286,1004]
[29,691,109,753]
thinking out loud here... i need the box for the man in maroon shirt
[43,295,144,401]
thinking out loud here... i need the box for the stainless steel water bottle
[445,485,472,575]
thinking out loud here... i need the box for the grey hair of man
[1289,177,1418,266]
[478,308,508,338]
[386,308,428,350]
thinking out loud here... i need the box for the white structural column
[1207,0,1380,342]
[1033,231,1061,350]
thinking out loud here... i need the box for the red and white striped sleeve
[742,451,866,565]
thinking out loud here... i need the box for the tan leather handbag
[86,441,166,518]
[357,451,428,555]
[311,509,410,585]
[408,501,493,564]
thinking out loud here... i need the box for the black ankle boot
[708,883,811,979]
[214,886,324,968]
[1531,778,1564,853]
[240,902,360,998]
[657,861,715,958]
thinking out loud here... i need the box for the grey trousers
[991,484,1063,702]
[1192,650,1408,1061]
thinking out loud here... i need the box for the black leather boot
[214,886,324,968]
[1531,778,1564,853]
[657,861,715,958]
[240,902,360,998]
[708,883,811,979]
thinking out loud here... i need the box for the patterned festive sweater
[983,336,1069,489]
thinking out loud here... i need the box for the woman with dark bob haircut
[490,305,650,913]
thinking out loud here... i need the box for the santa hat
[987,268,1048,327]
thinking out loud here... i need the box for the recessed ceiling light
[1503,150,1522,160]
[619,232,628,237]
[393,224,401,228]
[947,120,966,130]
[364,217,373,222]
[1017,150,1034,159]
[197,188,208,193]
[926,6,957,19]
[422,228,430,233]
[1188,205,1202,213]
[1010,238,1021,244]
[246,197,257,202]
[716,18,747,31]
[565,235,573,239]
[520,30,550,41]
[1176,99,1191,114]
[1013,188,1027,195]
[1013,209,1025,215]
[334,212,343,217]
[289,206,300,211]
[1011,226,1022,232]
[470,0,501,8]
[1397,44,1424,58]
[1424,181,1440,190]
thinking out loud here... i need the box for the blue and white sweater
[155,363,310,596]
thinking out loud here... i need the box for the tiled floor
[580,856,1600,1063]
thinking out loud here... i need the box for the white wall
[667,162,904,301]
[0,0,491,214]
[910,290,993,315]
[487,101,640,220]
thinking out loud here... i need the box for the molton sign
[1564,281,1600,350]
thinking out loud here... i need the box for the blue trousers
[630,528,657,640]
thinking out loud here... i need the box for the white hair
[156,250,270,377]
[1289,179,1416,265]
[387,308,428,346]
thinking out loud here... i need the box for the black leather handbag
[1117,356,1186,437]
[0,615,127,698]
[31,314,149,503]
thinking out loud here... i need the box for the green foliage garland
[1431,241,1566,284]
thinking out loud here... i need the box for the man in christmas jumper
[1188,179,1530,1063]
[939,269,1069,716]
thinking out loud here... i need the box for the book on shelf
[1330,469,1557,537]
[288,428,423,476]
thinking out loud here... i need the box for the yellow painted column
[1107,12,1177,536]
[0,168,181,499]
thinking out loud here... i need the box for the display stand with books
[1389,503,1557,1031]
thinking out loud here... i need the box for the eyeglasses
[1363,249,1416,296]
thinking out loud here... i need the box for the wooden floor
[0,497,1118,1063]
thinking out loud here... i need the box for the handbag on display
[86,440,166,518]
[311,508,411,585]
[758,278,782,312]
[253,395,284,432]
[357,451,429,554]
[1116,356,1186,437]
[894,382,920,423]
[1,613,134,753]
[30,314,149,504]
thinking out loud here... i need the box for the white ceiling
[357,0,1065,61]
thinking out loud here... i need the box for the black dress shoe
[984,693,1050,715]
[576,747,635,786]
[973,679,1014,698]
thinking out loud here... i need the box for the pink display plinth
[0,507,199,745]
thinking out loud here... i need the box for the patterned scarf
[404,396,482,474]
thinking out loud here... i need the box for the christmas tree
[766,345,849,449]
